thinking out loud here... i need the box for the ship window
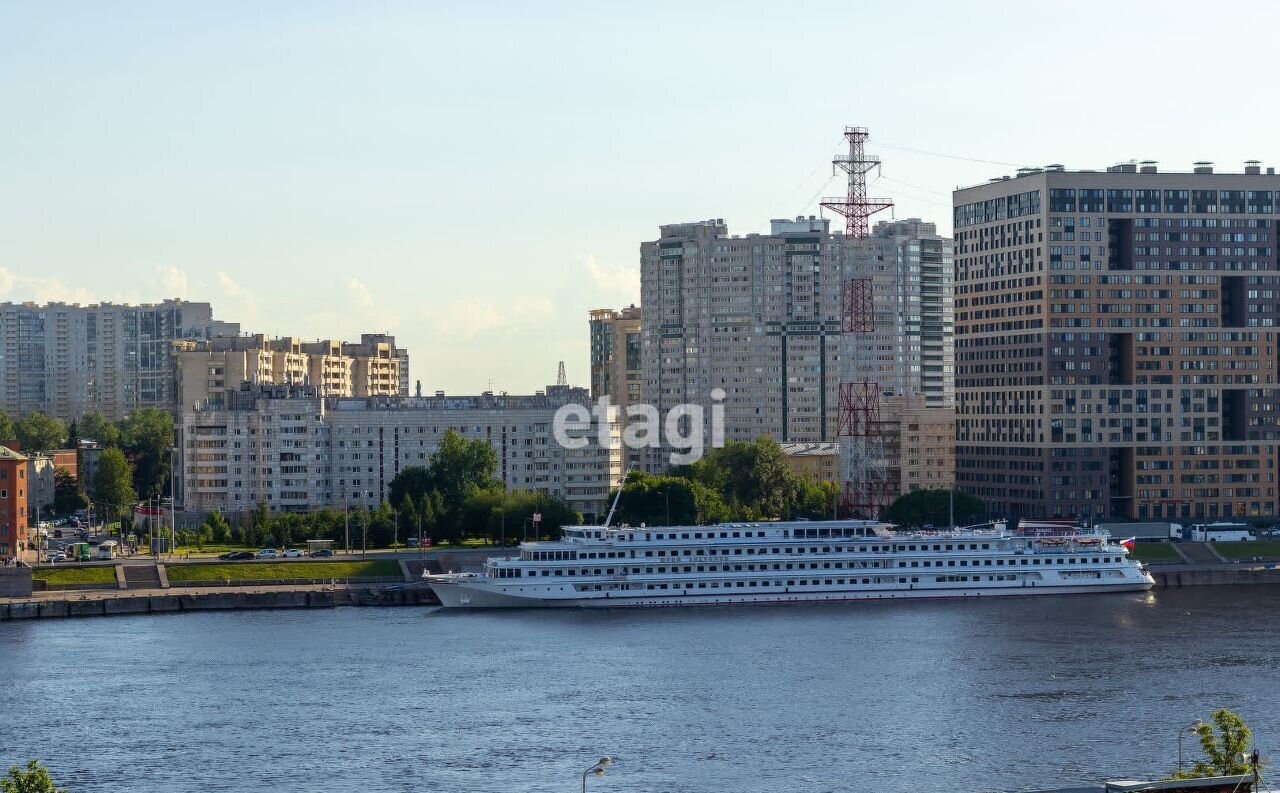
[542,570,550,576]
[749,581,757,587]
[824,579,832,585]
[554,570,563,576]
[736,582,744,588]
[898,577,907,584]
[787,580,795,586]
[732,532,740,538]
[698,583,706,588]
[681,533,689,539]
[862,578,870,584]
[983,544,990,550]
[911,577,918,583]
[772,548,781,554]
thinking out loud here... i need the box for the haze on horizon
[3,0,1276,394]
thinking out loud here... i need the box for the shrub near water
[165,560,401,582]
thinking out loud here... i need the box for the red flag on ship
[1120,537,1136,550]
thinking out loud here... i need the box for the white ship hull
[425,518,1155,609]
[428,575,1155,609]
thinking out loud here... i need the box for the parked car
[281,549,304,558]
[309,548,334,558]
[255,548,279,559]
[218,551,254,560]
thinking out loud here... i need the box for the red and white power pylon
[822,127,893,518]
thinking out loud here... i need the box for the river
[2,587,1278,792]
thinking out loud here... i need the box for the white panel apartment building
[182,384,621,522]
[0,299,230,421]
[640,217,954,488]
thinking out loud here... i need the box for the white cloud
[583,254,639,304]
[0,267,99,305]
[345,277,375,310]
[155,265,189,296]
[212,270,257,325]
[216,271,243,297]
[426,296,553,340]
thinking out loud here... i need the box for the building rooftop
[960,160,1280,191]
[779,442,840,457]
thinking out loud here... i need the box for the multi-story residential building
[181,384,621,523]
[639,215,954,497]
[343,334,409,397]
[0,299,226,421]
[953,160,1280,521]
[589,305,642,466]
[0,446,28,559]
[174,333,407,411]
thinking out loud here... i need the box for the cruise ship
[423,519,1155,609]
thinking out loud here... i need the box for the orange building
[0,446,29,561]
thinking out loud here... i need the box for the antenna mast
[824,126,894,519]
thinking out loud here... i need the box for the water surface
[2,587,1278,792]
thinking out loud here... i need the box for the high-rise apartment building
[953,160,1280,521]
[639,216,954,498]
[589,306,642,467]
[0,299,226,421]
[182,384,621,522]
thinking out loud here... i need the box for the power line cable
[871,140,1033,169]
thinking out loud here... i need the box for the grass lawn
[1214,540,1280,559]
[32,566,118,585]
[1127,543,1181,562]
[164,560,402,582]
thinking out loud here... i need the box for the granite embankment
[1,583,439,620]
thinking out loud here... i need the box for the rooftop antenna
[556,361,568,387]
[603,463,637,528]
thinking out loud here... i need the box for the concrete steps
[122,564,163,591]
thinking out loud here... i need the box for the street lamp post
[1178,721,1204,774]
[581,757,612,793]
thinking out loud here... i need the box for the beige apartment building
[589,306,642,466]
[181,384,621,523]
[175,333,407,411]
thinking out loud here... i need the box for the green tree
[92,447,136,523]
[883,489,985,528]
[202,509,232,544]
[398,494,418,540]
[793,479,840,520]
[53,468,88,515]
[119,407,174,498]
[388,466,433,509]
[613,471,700,526]
[673,438,796,519]
[14,412,67,453]
[428,430,500,509]
[0,409,15,443]
[3,760,66,793]
[1172,709,1262,779]
[77,411,121,447]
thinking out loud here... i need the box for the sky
[3,0,1280,394]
